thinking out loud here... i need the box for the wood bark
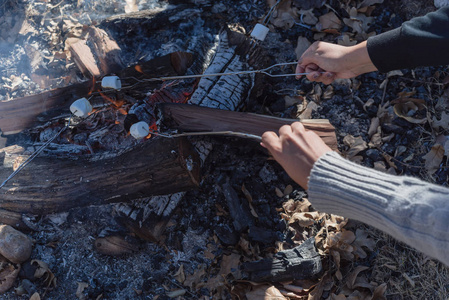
[0,137,200,215]
[159,103,339,150]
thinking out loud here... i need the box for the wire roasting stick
[0,116,73,189]
[119,62,318,90]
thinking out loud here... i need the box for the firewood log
[0,137,200,216]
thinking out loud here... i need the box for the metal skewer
[149,129,262,142]
[122,62,307,84]
[0,116,73,189]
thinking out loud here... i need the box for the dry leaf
[308,271,332,300]
[343,135,368,159]
[432,111,449,130]
[219,253,241,276]
[371,282,387,300]
[184,264,206,290]
[331,293,347,300]
[246,285,287,300]
[296,36,311,60]
[337,34,357,46]
[289,212,315,226]
[284,185,293,195]
[275,187,284,198]
[166,289,186,298]
[323,85,334,99]
[270,0,298,29]
[373,161,386,172]
[392,98,427,124]
[30,292,41,300]
[343,7,374,36]
[324,215,348,231]
[0,262,20,293]
[352,229,376,259]
[317,12,342,31]
[298,8,318,25]
[346,266,369,289]
[368,117,380,138]
[31,259,57,288]
[423,144,444,174]
[242,184,259,218]
[76,282,89,300]
[174,264,185,284]
[283,198,311,214]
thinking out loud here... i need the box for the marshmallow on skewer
[130,121,150,139]
[101,76,122,90]
[250,24,270,42]
[70,98,93,118]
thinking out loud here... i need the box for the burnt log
[241,238,322,282]
[159,103,339,150]
[0,137,200,216]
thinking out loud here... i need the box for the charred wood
[220,181,254,233]
[248,226,279,244]
[114,193,184,242]
[241,238,322,282]
[0,137,200,216]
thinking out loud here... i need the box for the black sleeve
[367,6,449,73]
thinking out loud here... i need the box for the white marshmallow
[250,24,270,42]
[70,98,93,118]
[101,76,122,90]
[130,121,150,139]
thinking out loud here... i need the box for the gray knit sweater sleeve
[308,151,449,266]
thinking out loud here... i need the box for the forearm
[367,6,449,72]
[308,152,449,266]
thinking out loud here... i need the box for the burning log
[0,137,200,216]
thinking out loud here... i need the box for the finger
[278,124,293,137]
[291,122,306,133]
[261,131,279,149]
[321,72,336,85]
[305,70,322,82]
[295,64,306,79]
[304,63,319,72]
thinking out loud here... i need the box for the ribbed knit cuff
[308,152,404,229]
[307,152,449,266]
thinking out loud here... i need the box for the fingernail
[326,73,333,78]
[313,74,319,79]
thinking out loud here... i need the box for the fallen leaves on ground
[246,285,287,300]
[391,96,427,124]
[343,135,368,160]
[0,262,20,294]
[423,143,445,175]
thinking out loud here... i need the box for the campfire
[0,0,447,299]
